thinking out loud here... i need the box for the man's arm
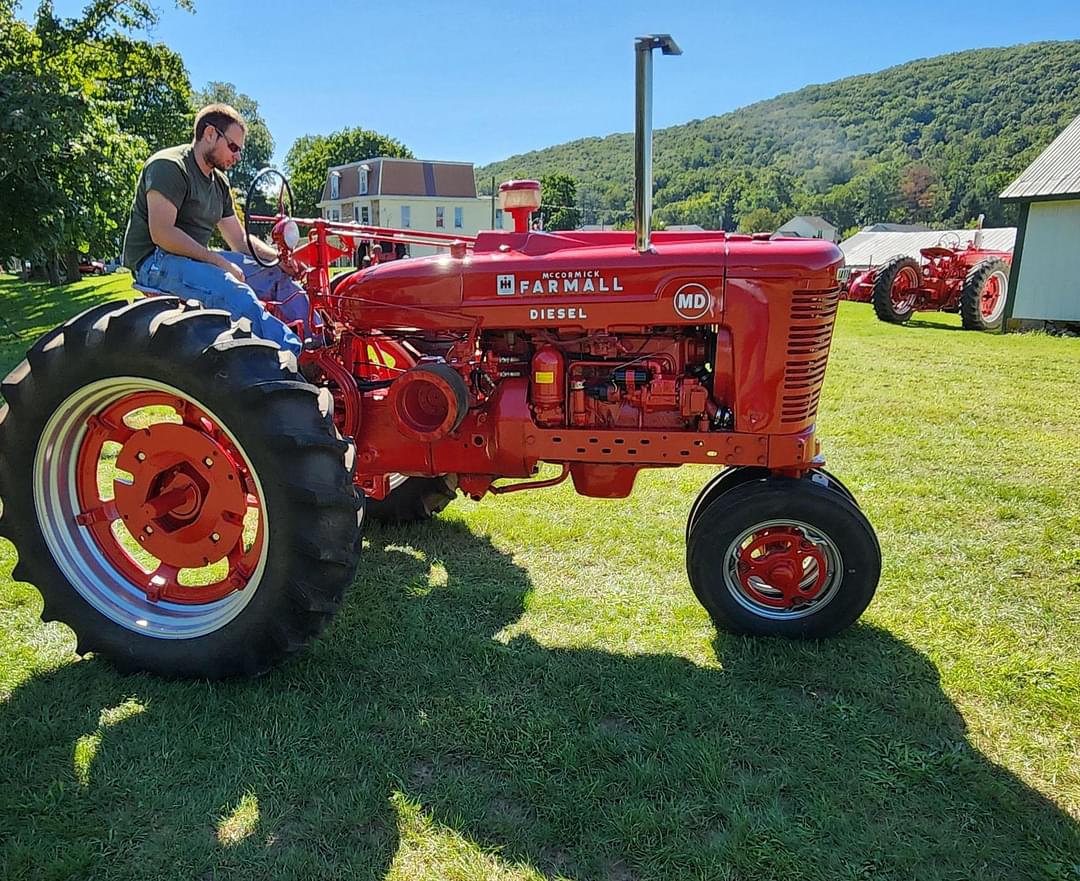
[217,214,278,263]
[147,190,243,281]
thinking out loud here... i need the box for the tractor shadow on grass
[1,517,1077,880]
[903,317,969,332]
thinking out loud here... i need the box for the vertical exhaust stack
[634,34,681,253]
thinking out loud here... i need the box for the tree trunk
[46,255,63,286]
[63,250,81,284]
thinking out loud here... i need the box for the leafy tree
[538,172,580,230]
[284,127,412,218]
[738,207,785,234]
[191,81,273,197]
[0,0,192,282]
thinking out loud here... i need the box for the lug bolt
[144,526,153,535]
[204,457,213,467]
[136,452,146,462]
[211,532,220,542]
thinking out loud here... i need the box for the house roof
[780,215,837,231]
[320,158,477,202]
[1000,112,1080,202]
[839,228,1016,268]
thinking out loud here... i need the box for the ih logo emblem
[497,274,516,296]
[673,283,713,320]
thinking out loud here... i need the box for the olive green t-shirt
[122,144,235,270]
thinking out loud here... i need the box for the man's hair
[194,104,247,141]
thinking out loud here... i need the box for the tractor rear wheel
[365,474,458,523]
[961,259,1009,330]
[0,298,363,678]
[871,255,920,324]
[686,478,880,638]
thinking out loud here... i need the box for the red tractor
[0,37,882,679]
[842,228,1010,332]
[842,230,1011,330]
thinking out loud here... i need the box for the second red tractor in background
[842,229,1012,330]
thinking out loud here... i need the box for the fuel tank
[328,229,842,331]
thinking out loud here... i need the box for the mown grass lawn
[1,273,1078,880]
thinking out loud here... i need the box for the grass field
[1,272,1078,880]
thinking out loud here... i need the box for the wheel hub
[736,528,829,609]
[111,422,247,568]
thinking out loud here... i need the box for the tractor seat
[919,247,954,259]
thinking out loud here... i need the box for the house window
[354,206,360,222]
[331,209,340,222]
[361,206,370,224]
[454,207,463,229]
[435,206,445,228]
[329,174,339,200]
[495,208,504,229]
[359,168,368,195]
[401,205,410,228]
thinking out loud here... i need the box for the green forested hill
[476,42,1080,235]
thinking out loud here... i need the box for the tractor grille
[781,287,840,425]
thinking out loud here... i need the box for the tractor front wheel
[0,298,363,678]
[961,259,1009,330]
[686,478,880,638]
[365,474,458,523]
[871,256,920,324]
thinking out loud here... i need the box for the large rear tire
[871,255,920,324]
[961,259,1009,331]
[687,478,880,638]
[0,298,363,678]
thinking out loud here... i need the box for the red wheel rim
[72,389,264,605]
[980,270,1007,320]
[890,266,919,312]
[723,520,843,619]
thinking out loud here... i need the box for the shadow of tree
[0,519,1076,880]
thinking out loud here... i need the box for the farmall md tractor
[0,37,882,678]
[841,226,1012,330]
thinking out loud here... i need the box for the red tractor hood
[330,230,842,331]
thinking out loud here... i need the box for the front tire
[686,478,880,638]
[0,298,363,678]
[365,474,458,523]
[871,255,920,324]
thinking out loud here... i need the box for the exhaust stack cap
[634,34,682,254]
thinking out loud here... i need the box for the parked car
[78,258,107,276]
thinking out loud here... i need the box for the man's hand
[214,255,245,282]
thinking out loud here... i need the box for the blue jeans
[135,249,308,356]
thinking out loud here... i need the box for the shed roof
[839,228,1016,268]
[1000,112,1080,202]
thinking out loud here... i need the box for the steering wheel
[936,231,961,250]
[245,167,296,268]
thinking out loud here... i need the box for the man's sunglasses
[212,125,243,155]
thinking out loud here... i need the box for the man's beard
[208,152,232,173]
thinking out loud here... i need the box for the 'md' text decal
[672,282,713,320]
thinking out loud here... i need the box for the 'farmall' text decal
[496,271,623,296]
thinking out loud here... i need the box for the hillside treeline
[477,42,1080,235]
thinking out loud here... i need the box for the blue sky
[24,0,1080,167]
